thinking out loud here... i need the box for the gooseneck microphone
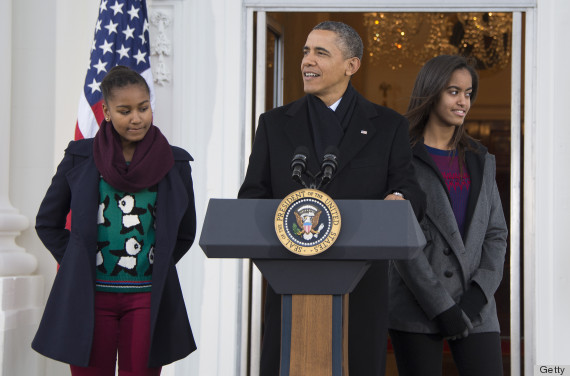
[319,146,339,189]
[291,146,309,188]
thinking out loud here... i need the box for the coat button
[443,248,451,256]
[444,271,453,278]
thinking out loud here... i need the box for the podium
[199,198,425,375]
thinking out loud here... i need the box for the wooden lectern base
[280,294,349,376]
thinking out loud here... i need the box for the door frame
[241,2,537,375]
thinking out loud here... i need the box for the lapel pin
[361,130,368,135]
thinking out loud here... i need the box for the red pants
[70,292,161,376]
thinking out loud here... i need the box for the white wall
[534,0,570,367]
[157,0,246,374]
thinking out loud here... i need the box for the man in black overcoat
[238,21,425,375]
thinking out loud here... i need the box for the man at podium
[238,21,425,376]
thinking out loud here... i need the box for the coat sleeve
[392,220,457,320]
[172,159,197,264]
[385,117,426,220]
[35,144,75,264]
[238,114,273,199]
[469,157,508,302]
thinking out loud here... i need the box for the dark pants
[260,261,389,376]
[70,292,161,376]
[389,329,503,376]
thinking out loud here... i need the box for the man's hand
[384,193,405,200]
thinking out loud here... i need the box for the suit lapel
[412,142,452,206]
[283,96,322,173]
[281,94,383,179]
[334,96,377,177]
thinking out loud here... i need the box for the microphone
[319,146,339,189]
[291,146,309,188]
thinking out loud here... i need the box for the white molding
[255,12,267,128]
[148,2,179,143]
[510,12,522,376]
[266,15,284,108]
[242,11,256,375]
[150,10,173,86]
[243,0,536,10]
[524,6,537,375]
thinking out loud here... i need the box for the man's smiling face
[301,29,355,106]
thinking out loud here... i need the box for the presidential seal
[274,189,341,256]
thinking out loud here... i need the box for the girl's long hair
[406,55,479,165]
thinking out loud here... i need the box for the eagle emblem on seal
[293,205,325,240]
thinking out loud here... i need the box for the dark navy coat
[33,138,197,367]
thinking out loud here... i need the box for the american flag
[75,0,154,140]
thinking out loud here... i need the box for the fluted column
[0,0,37,277]
[0,0,42,375]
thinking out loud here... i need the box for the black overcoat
[32,138,197,367]
[238,92,425,375]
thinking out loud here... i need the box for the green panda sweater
[95,178,157,293]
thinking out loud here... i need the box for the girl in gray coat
[388,55,508,375]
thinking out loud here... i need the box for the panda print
[96,241,110,273]
[147,203,157,231]
[110,237,144,276]
[98,195,110,227]
[144,245,154,276]
[148,186,158,232]
[115,194,147,235]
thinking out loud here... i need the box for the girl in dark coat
[33,66,197,375]
[388,55,508,375]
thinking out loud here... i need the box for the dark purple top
[425,145,471,238]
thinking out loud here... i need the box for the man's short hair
[313,21,363,60]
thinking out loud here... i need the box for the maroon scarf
[93,119,174,192]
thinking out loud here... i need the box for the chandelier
[364,12,512,71]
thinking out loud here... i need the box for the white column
[0,0,43,374]
[0,0,36,279]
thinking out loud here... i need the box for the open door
[243,8,525,376]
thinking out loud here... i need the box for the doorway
[247,10,523,376]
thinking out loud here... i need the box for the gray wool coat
[388,141,508,334]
